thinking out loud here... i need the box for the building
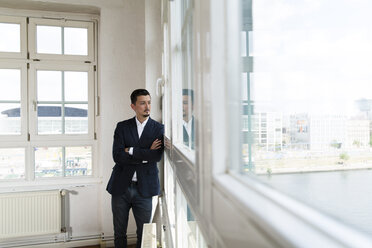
[290,114,370,151]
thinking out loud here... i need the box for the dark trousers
[111,183,153,248]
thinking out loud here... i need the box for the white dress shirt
[183,118,193,140]
[129,117,149,181]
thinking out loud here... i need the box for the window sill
[172,142,195,165]
[0,177,102,193]
[213,172,372,248]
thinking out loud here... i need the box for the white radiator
[0,190,62,239]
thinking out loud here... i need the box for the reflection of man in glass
[182,89,194,150]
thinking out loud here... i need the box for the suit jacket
[106,117,164,197]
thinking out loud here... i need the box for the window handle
[33,100,37,111]
[156,76,165,96]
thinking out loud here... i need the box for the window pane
[165,157,176,245]
[37,70,62,101]
[0,103,21,135]
[35,147,62,178]
[37,104,62,134]
[65,104,88,134]
[240,0,372,235]
[0,23,20,53]
[181,1,195,152]
[36,25,62,54]
[64,27,88,56]
[0,148,25,179]
[65,146,92,176]
[64,71,88,101]
[176,181,207,248]
[0,69,20,101]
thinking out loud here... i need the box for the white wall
[99,0,147,240]
[0,0,162,245]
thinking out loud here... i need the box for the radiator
[0,190,62,239]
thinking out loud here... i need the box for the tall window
[170,0,195,156]
[0,15,96,181]
[180,0,195,153]
[239,0,372,236]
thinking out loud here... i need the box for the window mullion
[62,146,66,177]
[62,70,65,134]
[61,26,64,55]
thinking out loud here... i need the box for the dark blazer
[106,117,164,197]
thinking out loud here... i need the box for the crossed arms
[112,123,164,166]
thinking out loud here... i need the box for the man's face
[183,95,193,121]
[131,95,151,118]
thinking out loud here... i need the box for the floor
[76,245,136,248]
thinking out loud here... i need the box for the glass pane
[0,148,25,179]
[65,146,92,176]
[36,25,62,54]
[176,181,207,248]
[181,1,195,152]
[65,104,88,134]
[37,104,62,134]
[240,0,372,235]
[0,69,20,101]
[64,71,88,101]
[37,70,62,101]
[35,147,62,178]
[0,23,20,53]
[165,157,176,246]
[64,27,88,55]
[0,103,21,135]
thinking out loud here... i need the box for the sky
[248,0,372,116]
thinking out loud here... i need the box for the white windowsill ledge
[213,172,372,248]
[0,177,102,193]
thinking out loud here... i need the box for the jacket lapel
[139,117,154,143]
[129,117,140,143]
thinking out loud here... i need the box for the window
[164,155,176,246]
[29,64,94,139]
[0,16,27,58]
[0,64,26,138]
[28,18,94,61]
[180,0,195,152]
[0,15,96,182]
[163,0,372,246]
[175,181,206,248]
[170,0,195,156]
[239,0,372,237]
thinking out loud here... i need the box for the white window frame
[163,0,372,247]
[0,16,27,59]
[28,18,94,62]
[207,0,372,247]
[28,63,95,141]
[169,0,196,162]
[30,140,96,181]
[0,12,97,187]
[0,61,28,142]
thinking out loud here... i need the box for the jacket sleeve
[112,123,142,165]
[132,125,164,162]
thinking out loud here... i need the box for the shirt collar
[135,116,149,127]
[183,117,193,127]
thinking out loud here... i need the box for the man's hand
[124,148,129,153]
[150,139,162,150]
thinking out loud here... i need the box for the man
[182,89,195,150]
[106,89,164,248]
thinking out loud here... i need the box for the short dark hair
[130,89,150,104]
[182,89,194,105]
